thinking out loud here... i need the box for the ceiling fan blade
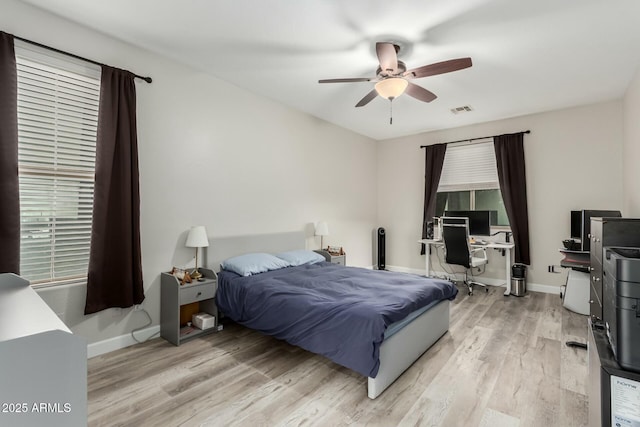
[376,42,398,75]
[355,89,379,107]
[318,77,374,83]
[405,82,437,103]
[404,57,472,79]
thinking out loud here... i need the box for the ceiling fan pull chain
[390,99,393,125]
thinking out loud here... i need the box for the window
[436,141,510,227]
[15,43,101,287]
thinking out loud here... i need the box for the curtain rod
[419,130,530,148]
[13,35,152,83]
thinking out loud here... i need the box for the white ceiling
[20,0,640,140]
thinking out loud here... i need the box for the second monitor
[444,210,495,236]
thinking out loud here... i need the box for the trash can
[511,264,527,297]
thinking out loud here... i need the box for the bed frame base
[208,231,450,400]
[367,299,449,399]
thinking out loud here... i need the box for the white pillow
[220,253,290,277]
[275,250,326,267]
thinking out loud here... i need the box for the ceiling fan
[319,42,472,109]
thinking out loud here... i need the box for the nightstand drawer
[332,256,345,265]
[179,284,214,305]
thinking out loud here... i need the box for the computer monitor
[570,209,621,251]
[444,210,492,236]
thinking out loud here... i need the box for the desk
[419,239,515,295]
[558,249,590,271]
[558,249,590,315]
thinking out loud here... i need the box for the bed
[207,231,458,399]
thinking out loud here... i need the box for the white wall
[377,100,624,288]
[623,67,640,217]
[3,0,377,345]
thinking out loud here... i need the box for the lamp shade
[315,221,329,237]
[185,226,209,248]
[375,78,408,99]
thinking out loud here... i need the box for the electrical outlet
[133,304,142,311]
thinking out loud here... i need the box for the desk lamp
[185,226,209,280]
[315,221,329,249]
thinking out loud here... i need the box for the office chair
[442,219,489,296]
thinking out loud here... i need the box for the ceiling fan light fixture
[375,78,408,100]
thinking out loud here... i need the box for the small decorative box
[192,312,215,330]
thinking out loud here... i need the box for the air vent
[450,105,473,114]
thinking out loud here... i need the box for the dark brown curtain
[494,132,530,265]
[85,66,143,314]
[435,193,448,218]
[0,32,20,274]
[421,143,447,255]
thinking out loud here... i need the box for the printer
[603,246,640,373]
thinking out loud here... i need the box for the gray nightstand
[160,267,218,346]
[314,249,346,266]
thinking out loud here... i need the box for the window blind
[437,140,499,192]
[15,47,101,287]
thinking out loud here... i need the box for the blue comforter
[216,262,457,377]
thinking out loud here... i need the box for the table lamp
[185,226,209,280]
[315,221,329,249]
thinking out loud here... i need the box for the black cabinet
[589,320,640,427]
[588,218,640,322]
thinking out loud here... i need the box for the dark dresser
[602,246,640,373]
[589,218,640,322]
[589,320,640,427]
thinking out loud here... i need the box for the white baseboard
[87,325,160,358]
[526,282,561,295]
[385,265,561,295]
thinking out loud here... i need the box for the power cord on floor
[131,308,160,344]
[434,245,491,290]
[468,263,487,282]
[434,245,465,283]
[434,246,456,276]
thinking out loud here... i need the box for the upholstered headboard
[206,231,306,272]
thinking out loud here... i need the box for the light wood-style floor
[88,286,589,427]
